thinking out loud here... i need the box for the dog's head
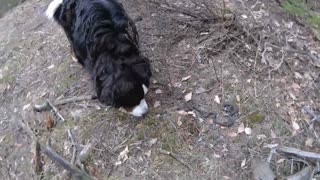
[96,56,151,117]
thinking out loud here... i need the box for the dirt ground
[0,0,320,179]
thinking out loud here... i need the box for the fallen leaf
[213,153,221,158]
[155,89,163,94]
[241,158,246,168]
[115,146,129,166]
[238,123,245,134]
[187,111,196,118]
[145,150,151,157]
[181,75,191,81]
[177,116,182,126]
[214,95,221,104]
[195,87,207,94]
[257,134,267,140]
[222,144,228,152]
[291,83,301,90]
[245,127,252,135]
[0,135,6,144]
[177,110,188,115]
[154,101,161,108]
[305,138,314,147]
[236,95,240,102]
[288,92,297,100]
[271,129,277,139]
[228,131,238,137]
[276,158,285,164]
[241,14,248,19]
[292,121,300,131]
[149,138,158,146]
[294,72,303,79]
[23,104,31,110]
[185,92,192,102]
[45,113,54,131]
[47,64,55,69]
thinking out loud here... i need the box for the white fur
[45,0,63,19]
[142,84,148,95]
[130,98,148,117]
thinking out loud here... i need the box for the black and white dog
[46,0,152,116]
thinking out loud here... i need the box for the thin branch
[41,146,91,180]
[34,95,96,112]
[265,144,320,162]
[47,99,65,122]
[67,129,77,165]
[158,149,193,171]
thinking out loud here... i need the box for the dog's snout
[130,98,148,117]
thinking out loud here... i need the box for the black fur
[52,0,151,108]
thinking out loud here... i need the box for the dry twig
[46,99,65,122]
[34,95,96,112]
[41,146,91,180]
[265,144,320,162]
[158,149,193,171]
[19,119,91,179]
[67,129,77,165]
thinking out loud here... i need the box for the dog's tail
[45,0,63,20]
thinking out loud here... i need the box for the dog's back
[47,0,139,67]
[46,0,152,117]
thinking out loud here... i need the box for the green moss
[247,111,265,123]
[0,75,16,84]
[161,132,181,152]
[282,0,320,32]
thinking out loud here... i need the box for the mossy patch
[247,111,265,123]
[282,0,320,32]
[0,75,16,84]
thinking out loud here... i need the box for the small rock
[245,127,252,135]
[155,89,163,94]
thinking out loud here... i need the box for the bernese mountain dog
[45,0,152,117]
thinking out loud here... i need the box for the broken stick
[34,95,96,112]
[41,146,91,180]
[265,144,320,162]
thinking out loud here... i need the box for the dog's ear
[132,58,152,86]
[96,74,114,106]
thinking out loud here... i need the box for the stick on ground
[265,144,320,162]
[41,145,91,180]
[34,95,96,112]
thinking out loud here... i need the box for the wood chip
[185,92,192,102]
[181,75,191,81]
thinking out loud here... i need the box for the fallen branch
[158,149,193,171]
[302,106,320,123]
[19,119,91,179]
[67,129,77,165]
[47,99,65,122]
[265,144,320,162]
[32,139,43,177]
[42,146,91,180]
[286,166,313,180]
[34,95,96,112]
